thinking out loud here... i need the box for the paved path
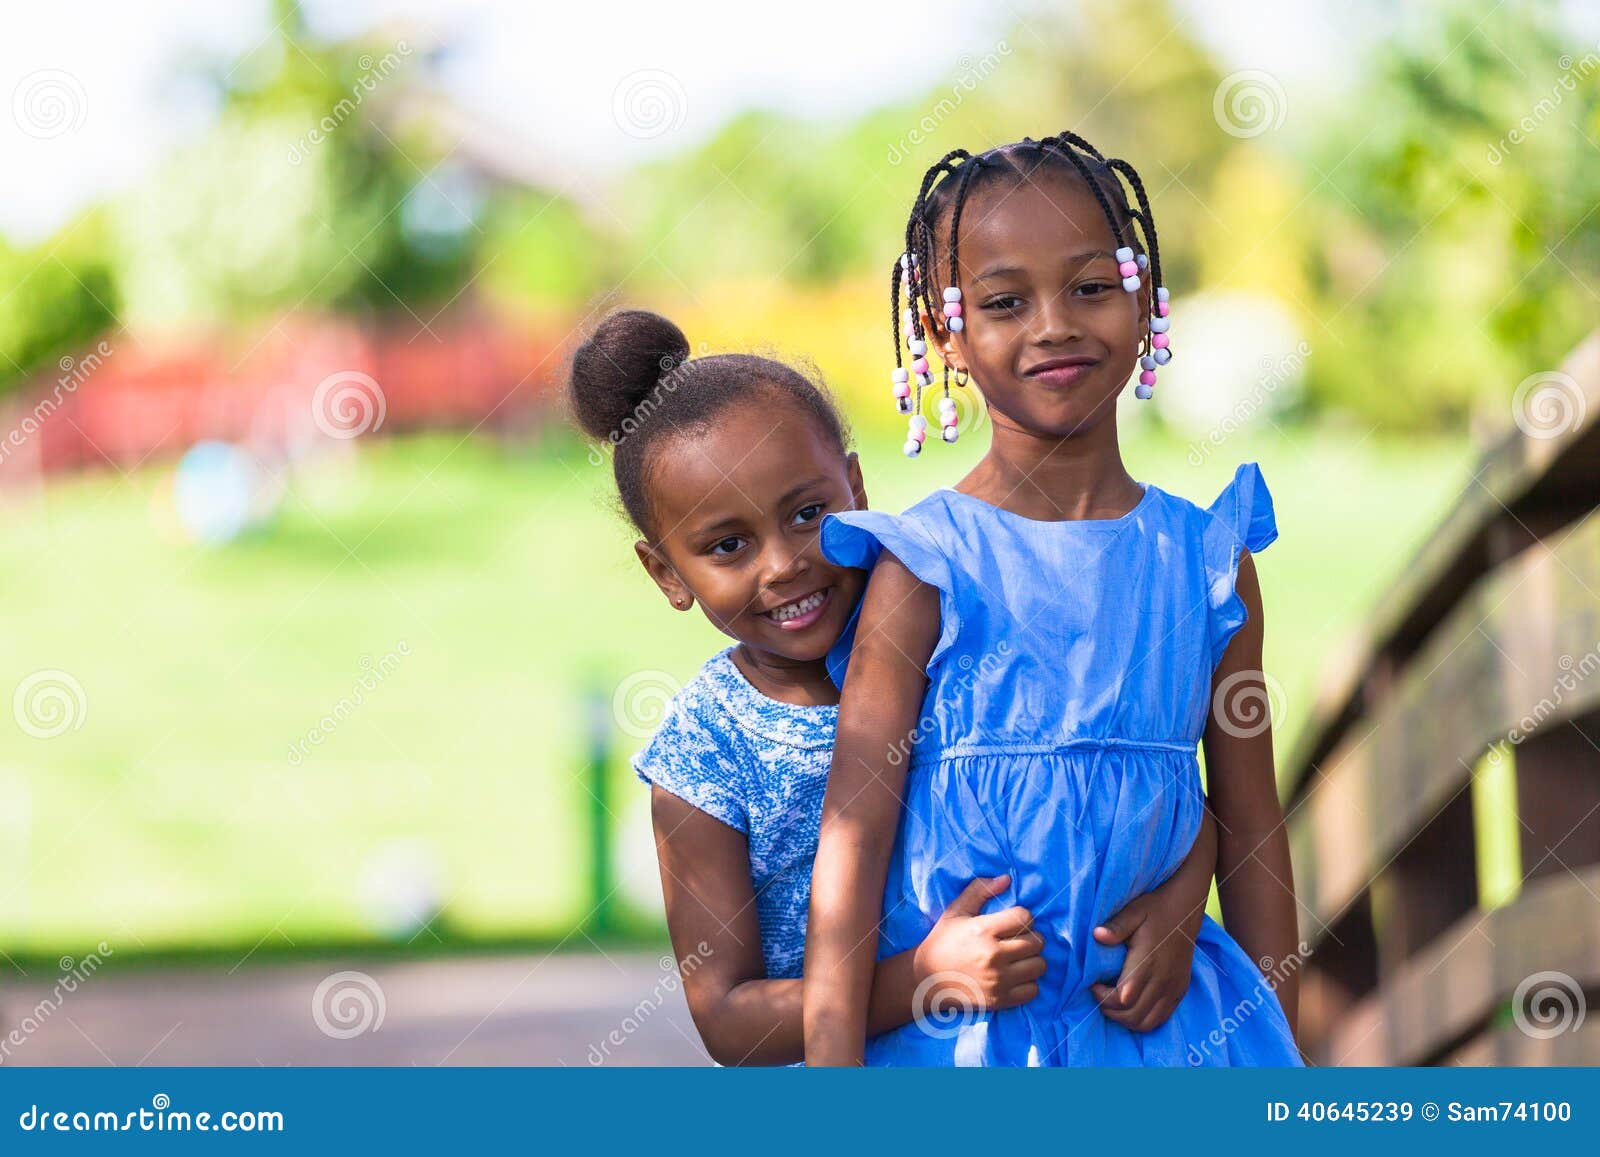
[0,953,709,1067]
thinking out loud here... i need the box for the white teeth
[766,590,827,622]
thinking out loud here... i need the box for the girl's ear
[920,310,966,374]
[845,451,868,511]
[634,540,695,612]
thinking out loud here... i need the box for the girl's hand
[1088,888,1203,1032]
[912,875,1046,1014]
[1088,806,1218,1033]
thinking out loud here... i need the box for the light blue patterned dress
[821,462,1304,1067]
[632,648,833,982]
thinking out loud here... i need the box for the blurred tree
[110,1,467,331]
[0,212,116,394]
[1304,0,1599,427]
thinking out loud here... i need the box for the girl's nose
[764,543,811,587]
[1032,295,1083,345]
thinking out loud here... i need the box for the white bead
[1115,246,1134,262]
[1153,347,1171,365]
[1140,355,1156,371]
[1134,383,1153,400]
[1150,317,1169,333]
[909,339,927,356]
[948,316,964,332]
[903,308,914,329]
[908,415,928,433]
[1122,275,1141,292]
[903,440,921,458]
[942,287,962,303]
[942,426,959,443]
[918,372,934,387]
[938,397,958,412]
[1135,252,1148,269]
[892,367,909,382]
[1156,287,1169,302]
[900,252,913,272]
[896,397,915,414]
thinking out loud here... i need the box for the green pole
[584,688,615,936]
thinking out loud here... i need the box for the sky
[0,0,1586,245]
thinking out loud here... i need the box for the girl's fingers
[1003,954,1047,983]
[978,905,1033,937]
[1000,981,1040,1007]
[993,930,1045,961]
[1090,981,1128,1011]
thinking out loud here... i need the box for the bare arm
[1201,548,1300,1038]
[803,554,941,1065]
[651,786,933,1066]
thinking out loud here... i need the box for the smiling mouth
[1026,358,1099,388]
[762,588,832,631]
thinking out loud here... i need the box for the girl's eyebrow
[973,250,1112,281]
[775,476,829,507]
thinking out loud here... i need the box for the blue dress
[820,462,1304,1066]
[631,646,834,982]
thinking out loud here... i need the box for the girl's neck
[958,410,1142,523]
[730,643,840,708]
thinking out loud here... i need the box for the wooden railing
[1282,333,1600,1066]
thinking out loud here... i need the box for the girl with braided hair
[803,133,1304,1067]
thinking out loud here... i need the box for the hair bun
[568,310,692,441]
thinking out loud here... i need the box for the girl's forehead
[649,405,841,527]
[955,174,1114,256]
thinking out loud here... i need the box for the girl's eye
[792,503,824,527]
[708,536,745,557]
[982,295,1023,311]
[1075,281,1114,296]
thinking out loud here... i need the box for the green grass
[0,424,1474,957]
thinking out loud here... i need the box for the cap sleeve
[631,690,750,834]
[819,508,961,690]
[1203,462,1279,672]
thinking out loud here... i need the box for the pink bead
[941,410,959,427]
[911,357,929,375]
[893,382,911,398]
[1158,301,1170,317]
[910,427,926,443]
[1139,370,1157,386]
[1151,333,1169,349]
[943,302,962,318]
[1118,260,1138,278]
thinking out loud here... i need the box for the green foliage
[0,216,117,394]
[1303,0,1599,425]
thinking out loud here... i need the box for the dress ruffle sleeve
[819,509,961,691]
[1202,462,1279,673]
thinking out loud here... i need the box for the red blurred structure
[0,308,569,484]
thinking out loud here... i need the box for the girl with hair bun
[568,308,1218,1066]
